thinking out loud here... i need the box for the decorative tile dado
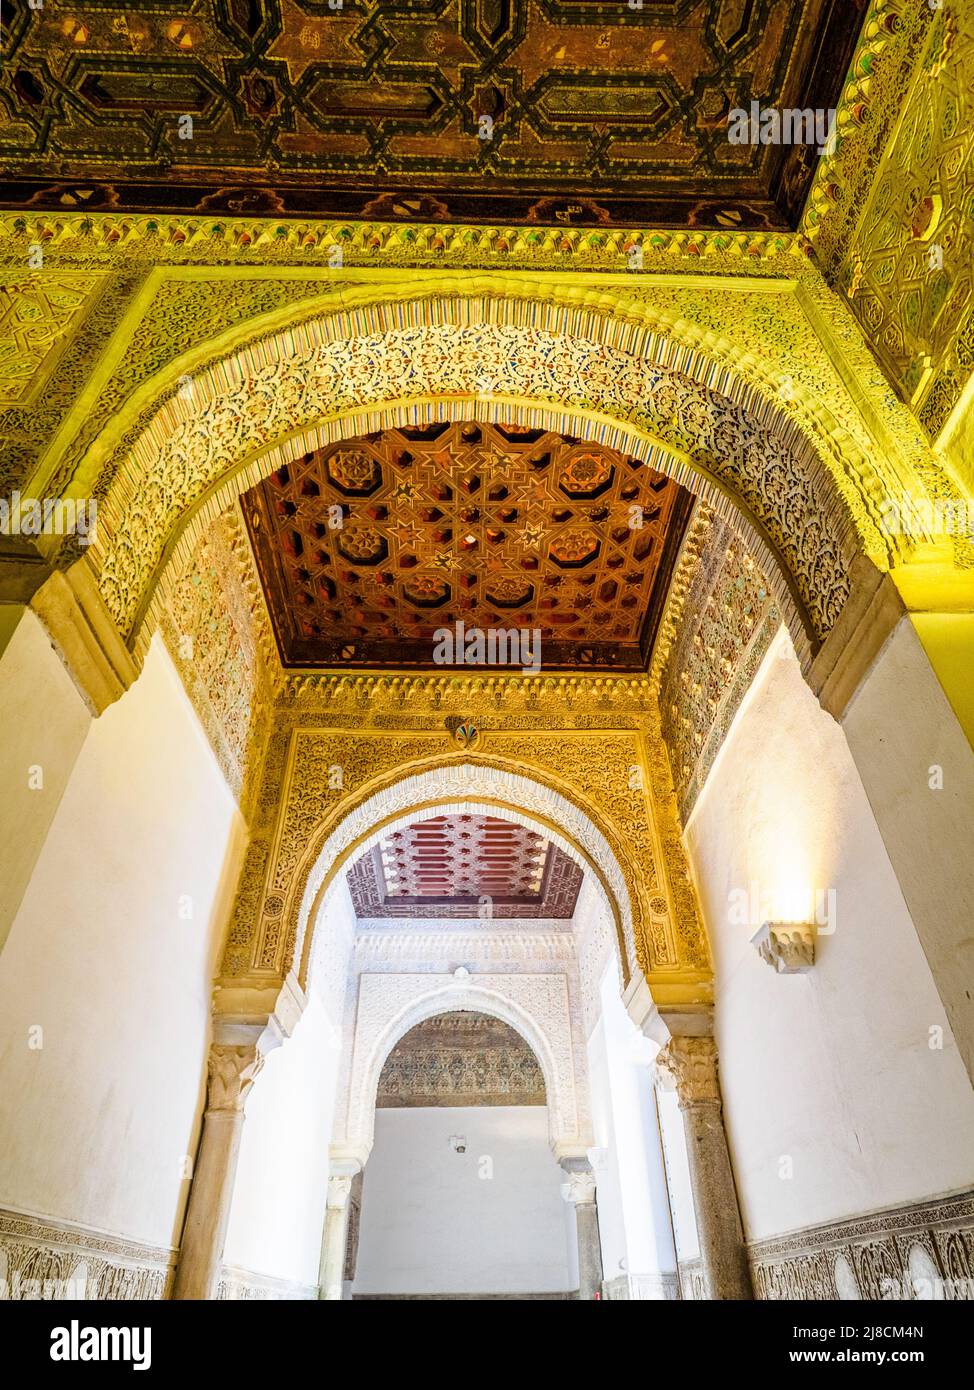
[0,1208,174,1301]
[678,1258,706,1301]
[749,1190,974,1301]
[603,1272,680,1301]
[0,1211,317,1302]
[217,1266,317,1301]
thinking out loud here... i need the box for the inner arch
[80,302,893,668]
[299,773,641,993]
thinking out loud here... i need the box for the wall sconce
[751,921,816,974]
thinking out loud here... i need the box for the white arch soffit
[348,982,578,1156]
[298,765,637,987]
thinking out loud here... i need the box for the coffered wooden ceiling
[0,1,864,228]
[348,813,584,919]
[242,421,693,671]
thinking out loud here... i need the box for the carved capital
[809,556,904,721]
[205,1044,263,1114]
[326,1175,354,1211]
[31,562,138,716]
[655,1036,721,1109]
[751,921,816,973]
[559,1159,597,1206]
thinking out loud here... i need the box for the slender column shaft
[656,1037,752,1301]
[172,1043,262,1301]
[318,1167,359,1300]
[560,1160,604,1300]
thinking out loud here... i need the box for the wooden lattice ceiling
[348,813,583,920]
[242,421,694,670]
[0,1,864,229]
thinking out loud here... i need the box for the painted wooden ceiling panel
[241,420,693,670]
[0,0,865,228]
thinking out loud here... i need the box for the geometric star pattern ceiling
[347,813,583,920]
[242,421,693,670]
[0,1,864,229]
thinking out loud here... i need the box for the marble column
[173,1041,263,1300]
[560,1159,604,1299]
[318,1163,361,1300]
[343,1170,364,1289]
[655,1037,752,1301]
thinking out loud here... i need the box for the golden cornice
[275,670,661,717]
[0,211,810,275]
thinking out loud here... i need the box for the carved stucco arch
[305,799,625,1000]
[72,287,912,672]
[290,759,648,992]
[334,981,584,1159]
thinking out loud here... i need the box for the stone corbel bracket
[751,921,817,974]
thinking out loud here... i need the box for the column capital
[559,1158,597,1206]
[31,561,138,716]
[326,1157,362,1210]
[326,1174,354,1211]
[655,1036,720,1109]
[205,1043,263,1114]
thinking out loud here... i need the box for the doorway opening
[351,1011,576,1299]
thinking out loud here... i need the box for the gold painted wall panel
[804,0,974,445]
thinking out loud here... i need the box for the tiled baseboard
[679,1189,974,1300]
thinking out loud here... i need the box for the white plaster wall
[684,631,974,1242]
[596,964,677,1282]
[0,634,244,1248]
[353,1106,573,1294]
[223,993,341,1286]
[586,1009,628,1282]
[586,959,678,1289]
[224,881,357,1285]
[844,614,974,1079]
[0,608,90,951]
[656,1085,700,1262]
